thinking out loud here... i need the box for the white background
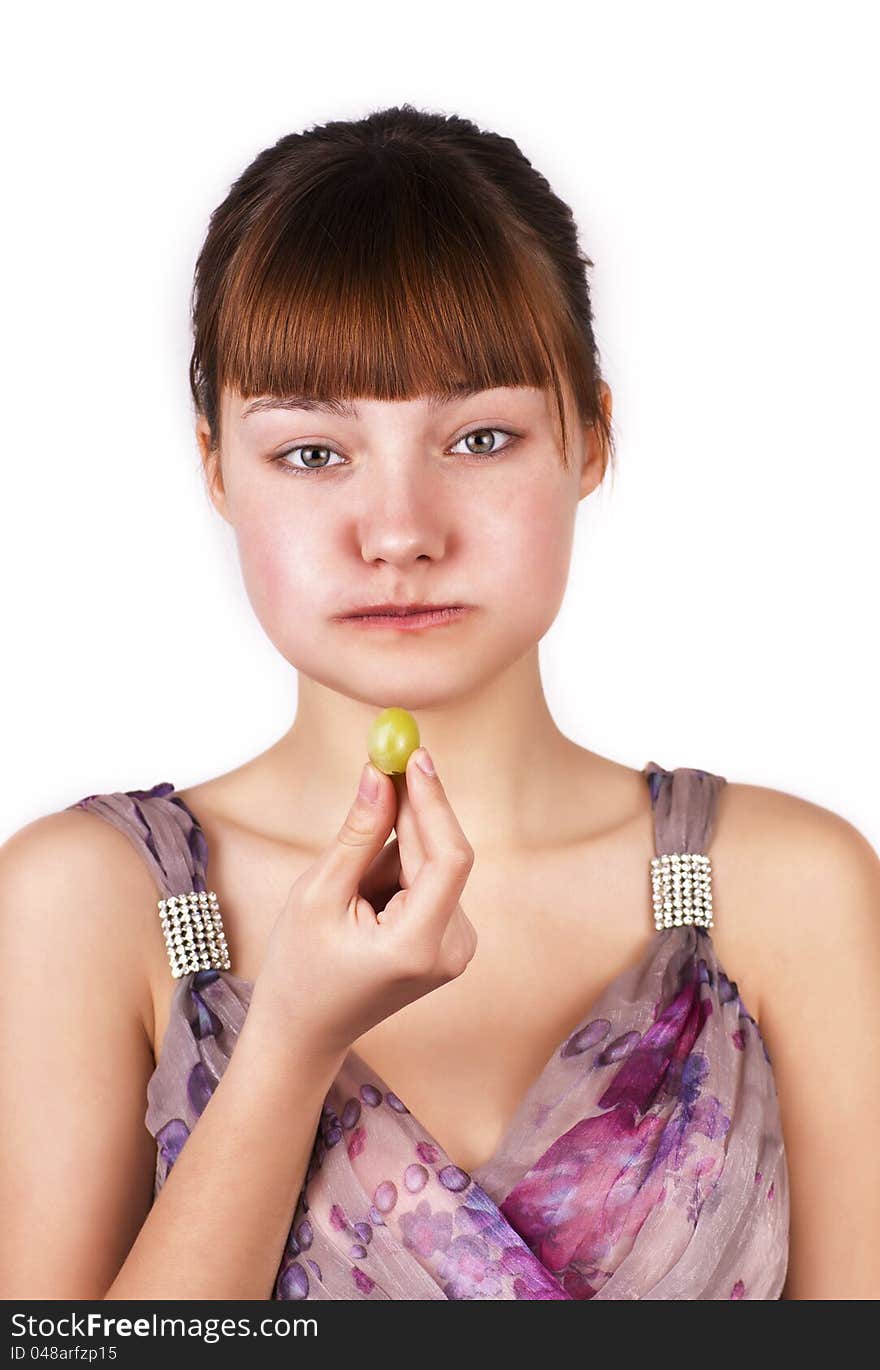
[2,0,877,851]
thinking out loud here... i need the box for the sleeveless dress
[67,762,790,1300]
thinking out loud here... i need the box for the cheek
[484,478,576,611]
[231,505,330,653]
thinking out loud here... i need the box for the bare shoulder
[711,779,880,1297]
[0,808,165,1296]
[714,777,880,903]
[0,806,164,1047]
[710,778,880,1016]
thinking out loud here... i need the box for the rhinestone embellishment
[158,890,231,978]
[651,852,714,930]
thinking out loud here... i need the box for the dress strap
[67,782,227,980]
[642,762,727,932]
[66,781,209,899]
[642,761,727,855]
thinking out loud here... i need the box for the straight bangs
[205,149,595,469]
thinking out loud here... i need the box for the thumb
[316,762,397,900]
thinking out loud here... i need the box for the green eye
[367,707,421,775]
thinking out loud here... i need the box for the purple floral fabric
[68,764,790,1300]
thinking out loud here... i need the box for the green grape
[367,707,421,775]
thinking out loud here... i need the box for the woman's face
[197,382,608,709]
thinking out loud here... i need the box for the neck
[240,649,588,855]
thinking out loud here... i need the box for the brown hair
[189,104,615,476]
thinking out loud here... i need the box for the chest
[349,857,663,1173]
[146,816,756,1178]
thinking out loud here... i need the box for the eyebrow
[240,388,490,420]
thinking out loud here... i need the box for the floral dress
[68,762,789,1299]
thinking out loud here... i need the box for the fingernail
[358,762,379,802]
[415,747,436,776]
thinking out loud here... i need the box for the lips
[339,603,463,618]
[337,605,471,629]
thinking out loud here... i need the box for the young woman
[2,105,878,1302]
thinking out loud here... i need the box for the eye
[270,443,347,476]
[448,427,517,459]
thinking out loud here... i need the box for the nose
[358,517,447,567]
[355,464,449,566]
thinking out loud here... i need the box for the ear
[579,380,613,501]
[195,415,230,522]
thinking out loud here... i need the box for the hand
[356,760,428,912]
[251,747,478,1059]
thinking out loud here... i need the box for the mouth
[336,605,471,630]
